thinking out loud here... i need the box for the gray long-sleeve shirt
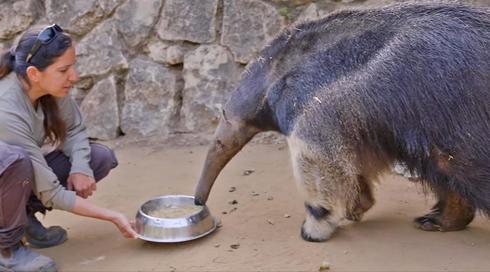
[0,73,93,211]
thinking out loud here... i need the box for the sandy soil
[36,143,490,272]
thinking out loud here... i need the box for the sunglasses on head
[25,24,63,63]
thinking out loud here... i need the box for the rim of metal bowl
[139,195,204,221]
[136,217,218,243]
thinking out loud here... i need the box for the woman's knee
[2,145,33,179]
[0,145,34,195]
[89,143,118,182]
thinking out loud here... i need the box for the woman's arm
[71,195,138,239]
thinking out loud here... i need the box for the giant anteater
[194,2,490,241]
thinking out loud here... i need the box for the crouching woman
[0,24,137,271]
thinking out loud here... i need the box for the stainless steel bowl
[135,195,217,243]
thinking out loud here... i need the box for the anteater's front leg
[345,175,375,222]
[289,138,360,242]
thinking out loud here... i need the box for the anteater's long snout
[194,118,258,205]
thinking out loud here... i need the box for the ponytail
[0,49,14,79]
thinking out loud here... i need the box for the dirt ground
[36,143,490,272]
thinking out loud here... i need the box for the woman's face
[36,45,79,98]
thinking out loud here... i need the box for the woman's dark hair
[0,26,72,145]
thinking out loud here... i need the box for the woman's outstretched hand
[72,196,139,239]
[112,212,138,239]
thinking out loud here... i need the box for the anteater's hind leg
[414,188,475,231]
[345,176,375,222]
[289,137,360,242]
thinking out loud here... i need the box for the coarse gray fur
[195,2,490,241]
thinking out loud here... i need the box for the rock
[75,77,95,91]
[45,0,123,36]
[71,77,95,105]
[146,37,192,65]
[0,42,8,51]
[70,87,88,105]
[0,0,38,40]
[156,0,218,43]
[165,45,188,65]
[80,76,119,140]
[121,58,182,136]
[295,3,320,23]
[221,0,285,63]
[228,186,236,192]
[251,131,286,145]
[230,243,240,249]
[243,170,255,176]
[314,1,339,18]
[319,261,330,271]
[76,19,128,78]
[114,0,162,48]
[269,0,315,5]
[182,44,242,132]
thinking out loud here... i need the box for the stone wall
[0,0,488,141]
